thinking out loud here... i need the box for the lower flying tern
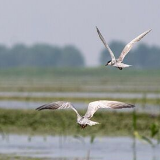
[36,100,135,129]
[96,27,151,70]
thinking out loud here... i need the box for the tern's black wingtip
[35,107,42,111]
[96,26,99,32]
[132,104,136,108]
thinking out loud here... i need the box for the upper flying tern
[36,100,135,129]
[96,27,151,70]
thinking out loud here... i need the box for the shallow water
[0,134,159,160]
[0,100,159,115]
[0,100,84,110]
[0,91,160,99]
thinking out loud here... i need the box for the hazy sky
[0,0,159,66]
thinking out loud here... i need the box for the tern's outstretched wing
[36,101,81,120]
[84,100,135,119]
[118,29,152,62]
[96,27,116,61]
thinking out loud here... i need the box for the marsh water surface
[0,100,159,114]
[0,134,160,160]
[1,91,160,99]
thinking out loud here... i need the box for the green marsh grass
[133,109,160,147]
[0,108,159,136]
[0,154,46,160]
[0,68,160,93]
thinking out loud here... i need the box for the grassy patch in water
[0,108,159,137]
[0,96,159,106]
[0,154,46,160]
[0,68,160,93]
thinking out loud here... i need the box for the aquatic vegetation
[0,68,160,93]
[0,108,159,136]
[0,154,46,160]
[132,110,160,147]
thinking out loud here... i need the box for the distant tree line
[0,42,160,68]
[0,44,85,68]
[100,41,160,69]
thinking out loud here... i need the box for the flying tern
[36,100,135,129]
[96,27,151,70]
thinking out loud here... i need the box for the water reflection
[0,134,159,160]
[0,100,159,115]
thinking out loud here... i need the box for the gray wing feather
[84,100,135,119]
[36,101,80,119]
[118,29,152,62]
[96,27,116,61]
[36,101,71,110]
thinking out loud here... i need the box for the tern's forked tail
[115,63,132,69]
[87,120,99,126]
